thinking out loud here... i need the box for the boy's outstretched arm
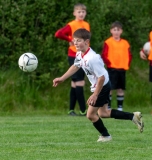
[53,65,79,87]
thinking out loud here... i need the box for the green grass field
[0,114,151,160]
[0,50,152,160]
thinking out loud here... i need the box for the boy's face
[73,37,89,52]
[110,27,123,40]
[73,8,86,21]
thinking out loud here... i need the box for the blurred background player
[101,21,132,111]
[55,3,90,116]
[139,31,152,82]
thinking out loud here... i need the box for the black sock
[110,109,133,120]
[93,118,110,136]
[69,87,76,111]
[117,95,124,108]
[75,86,86,113]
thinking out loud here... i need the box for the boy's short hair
[110,21,123,29]
[74,3,87,11]
[73,29,91,40]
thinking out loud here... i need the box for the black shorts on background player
[107,68,126,90]
[149,64,152,82]
[68,56,85,82]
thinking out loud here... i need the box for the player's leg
[116,89,124,111]
[75,68,86,116]
[108,90,112,109]
[68,56,86,116]
[107,68,118,109]
[98,105,144,133]
[149,63,152,83]
[111,109,144,133]
[98,106,133,120]
[68,81,77,116]
[116,70,126,111]
[97,104,111,118]
[87,105,111,142]
[88,81,112,142]
[68,57,77,116]
[149,64,152,107]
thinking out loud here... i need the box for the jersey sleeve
[55,25,72,42]
[101,42,111,67]
[74,52,81,68]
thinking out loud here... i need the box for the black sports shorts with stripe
[94,81,111,107]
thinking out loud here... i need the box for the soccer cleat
[79,110,87,116]
[97,136,112,142]
[132,112,144,133]
[68,110,77,116]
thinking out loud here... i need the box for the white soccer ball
[18,53,38,72]
[143,41,151,56]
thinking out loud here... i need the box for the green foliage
[0,0,152,69]
[0,0,152,112]
[0,61,151,113]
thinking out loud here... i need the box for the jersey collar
[81,47,90,58]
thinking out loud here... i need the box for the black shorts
[68,56,85,82]
[94,81,111,107]
[149,65,152,82]
[107,68,126,90]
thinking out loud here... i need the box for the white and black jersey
[74,47,109,92]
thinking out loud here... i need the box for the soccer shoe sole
[133,112,144,133]
[97,136,112,142]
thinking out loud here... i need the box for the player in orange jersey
[101,21,132,111]
[55,3,90,116]
[139,31,152,82]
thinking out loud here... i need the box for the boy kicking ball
[53,28,144,142]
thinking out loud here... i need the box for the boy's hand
[140,50,147,60]
[53,78,63,87]
[87,94,98,106]
[69,41,74,46]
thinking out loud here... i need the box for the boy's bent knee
[98,109,111,118]
[86,113,99,122]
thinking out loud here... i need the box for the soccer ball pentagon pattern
[18,53,38,72]
[143,41,151,56]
